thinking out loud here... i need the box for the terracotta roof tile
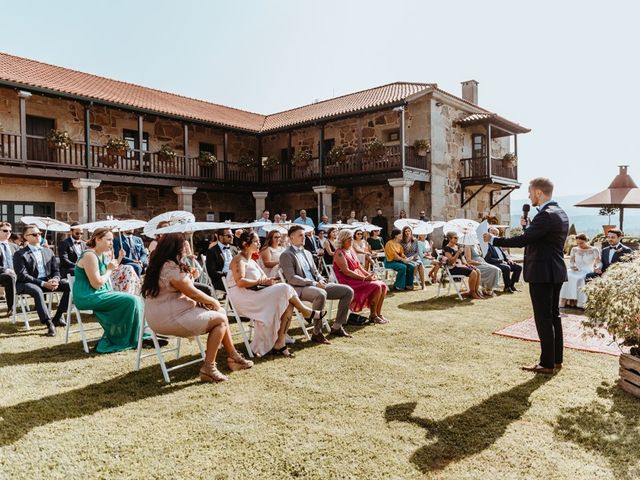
[0,52,266,132]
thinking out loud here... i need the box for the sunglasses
[1,229,11,233]
[26,232,42,237]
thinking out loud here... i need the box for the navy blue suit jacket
[113,235,148,266]
[493,201,569,283]
[600,243,632,272]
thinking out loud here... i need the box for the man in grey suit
[280,225,354,344]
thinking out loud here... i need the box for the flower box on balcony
[105,137,130,157]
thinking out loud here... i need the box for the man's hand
[316,280,327,289]
[520,216,531,227]
[42,280,57,290]
[594,268,602,275]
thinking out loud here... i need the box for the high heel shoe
[304,309,327,323]
[199,362,228,382]
[227,352,254,371]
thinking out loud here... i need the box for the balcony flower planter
[364,138,386,160]
[99,155,119,168]
[583,251,640,398]
[198,151,217,168]
[46,130,73,150]
[238,155,257,171]
[157,145,177,162]
[105,137,130,157]
[292,149,312,167]
[414,139,431,157]
[503,152,518,166]
[261,156,280,172]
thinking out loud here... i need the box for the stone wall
[0,176,78,222]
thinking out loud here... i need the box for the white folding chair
[198,255,214,289]
[372,258,397,287]
[134,315,206,384]
[436,265,469,301]
[64,275,102,353]
[277,271,330,338]
[221,276,255,358]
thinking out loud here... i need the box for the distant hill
[510,195,640,235]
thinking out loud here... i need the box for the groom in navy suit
[585,228,632,280]
[113,229,148,277]
[484,177,569,375]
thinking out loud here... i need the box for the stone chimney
[461,80,479,104]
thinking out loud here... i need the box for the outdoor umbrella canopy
[144,210,195,239]
[263,223,314,234]
[443,219,481,245]
[574,165,640,230]
[75,219,146,232]
[393,218,424,230]
[20,216,70,232]
[412,221,446,236]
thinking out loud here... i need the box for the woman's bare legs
[273,304,294,350]
[288,294,314,318]
[204,314,228,364]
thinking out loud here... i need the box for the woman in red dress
[333,229,389,324]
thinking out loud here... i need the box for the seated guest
[586,228,633,281]
[280,212,288,223]
[113,229,148,276]
[333,229,389,323]
[401,226,426,289]
[362,215,369,223]
[148,220,171,254]
[273,213,282,224]
[304,229,324,257]
[317,214,330,232]
[233,228,243,248]
[74,228,147,352]
[280,225,355,343]
[142,233,253,382]
[417,233,437,282]
[323,227,338,266]
[352,229,373,269]
[484,227,523,293]
[346,210,358,225]
[259,230,285,277]
[383,228,415,292]
[14,224,69,336]
[227,231,325,358]
[255,209,272,243]
[398,209,407,220]
[294,209,315,228]
[206,228,236,291]
[443,231,483,300]
[0,222,18,317]
[560,233,600,308]
[464,242,502,297]
[366,227,384,254]
[59,223,85,278]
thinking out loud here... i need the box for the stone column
[313,185,336,220]
[388,178,414,218]
[172,186,198,213]
[252,191,268,220]
[72,178,102,223]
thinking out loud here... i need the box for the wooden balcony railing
[460,155,518,181]
[0,133,430,185]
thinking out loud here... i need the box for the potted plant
[198,151,217,167]
[47,129,73,150]
[105,137,130,156]
[261,156,280,171]
[292,149,312,167]
[157,144,177,162]
[327,145,349,166]
[238,155,257,170]
[414,139,431,156]
[599,206,619,234]
[503,152,518,166]
[583,252,640,397]
[365,138,386,160]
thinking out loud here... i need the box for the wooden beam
[223,131,229,181]
[487,123,492,177]
[461,184,487,208]
[138,115,144,174]
[490,186,518,210]
[84,103,92,169]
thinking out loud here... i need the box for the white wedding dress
[559,246,600,308]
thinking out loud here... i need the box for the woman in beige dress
[258,229,285,277]
[142,233,253,383]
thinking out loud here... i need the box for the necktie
[1,243,11,269]
[128,237,137,260]
[222,246,230,250]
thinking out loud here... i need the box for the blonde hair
[337,229,354,247]
[86,228,112,248]
[530,177,554,196]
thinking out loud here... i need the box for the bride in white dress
[227,231,325,357]
[559,234,600,308]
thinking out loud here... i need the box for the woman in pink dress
[333,229,389,324]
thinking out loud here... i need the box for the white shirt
[27,244,47,279]
[0,241,12,269]
[218,243,233,273]
[255,218,272,237]
[609,243,620,264]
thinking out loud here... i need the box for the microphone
[522,204,530,220]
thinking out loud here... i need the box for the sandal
[199,362,228,382]
[271,345,296,358]
[304,309,327,323]
[370,315,389,324]
[227,352,254,371]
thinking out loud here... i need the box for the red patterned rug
[493,314,625,357]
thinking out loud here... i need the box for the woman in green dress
[74,228,147,353]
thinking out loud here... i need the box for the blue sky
[1,0,638,199]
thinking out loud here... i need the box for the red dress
[333,248,387,312]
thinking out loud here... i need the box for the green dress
[73,251,146,353]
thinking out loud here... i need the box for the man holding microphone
[484,177,569,374]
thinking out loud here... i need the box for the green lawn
[1,286,638,480]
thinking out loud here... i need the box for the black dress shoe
[44,320,56,336]
[52,316,67,327]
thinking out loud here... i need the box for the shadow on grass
[398,295,475,312]
[0,340,101,367]
[0,357,202,447]
[554,382,640,479]
[385,376,551,473]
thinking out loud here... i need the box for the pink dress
[333,248,387,312]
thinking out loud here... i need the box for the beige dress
[144,261,218,337]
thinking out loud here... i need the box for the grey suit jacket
[279,245,325,293]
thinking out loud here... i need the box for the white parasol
[412,221,446,236]
[21,216,70,232]
[263,223,314,234]
[393,218,424,230]
[443,219,481,245]
[75,219,146,233]
[144,210,196,239]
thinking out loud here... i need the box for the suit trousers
[528,282,563,368]
[495,262,522,289]
[16,280,70,324]
[0,272,16,310]
[299,283,354,334]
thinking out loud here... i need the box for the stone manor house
[0,52,529,228]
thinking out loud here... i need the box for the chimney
[461,80,479,104]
